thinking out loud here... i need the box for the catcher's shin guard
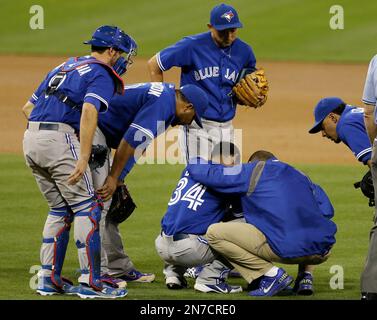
[75,201,102,291]
[42,207,74,289]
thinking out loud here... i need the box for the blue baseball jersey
[98,82,176,179]
[362,54,377,122]
[187,159,337,259]
[161,169,235,236]
[29,56,115,131]
[157,32,256,122]
[99,82,176,149]
[337,105,372,164]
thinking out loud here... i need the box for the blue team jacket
[187,159,337,259]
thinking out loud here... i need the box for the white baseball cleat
[194,281,242,294]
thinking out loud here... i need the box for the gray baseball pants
[361,138,377,293]
[155,231,231,284]
[91,128,134,276]
[179,119,235,163]
[23,122,98,285]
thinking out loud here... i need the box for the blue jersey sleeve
[29,76,49,104]
[187,161,255,194]
[340,122,372,164]
[119,157,136,181]
[83,66,115,113]
[156,37,192,71]
[123,94,171,149]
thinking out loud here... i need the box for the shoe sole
[166,283,186,290]
[269,276,294,296]
[297,288,314,296]
[36,290,60,296]
[249,275,294,297]
[116,282,128,288]
[194,283,243,294]
[64,292,80,296]
[77,292,128,299]
[102,280,128,288]
[125,275,156,283]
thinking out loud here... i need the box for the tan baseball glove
[232,68,269,108]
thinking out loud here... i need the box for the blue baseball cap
[180,85,209,128]
[84,25,137,53]
[308,97,345,134]
[210,3,243,31]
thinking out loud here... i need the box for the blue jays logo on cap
[210,4,243,31]
[221,11,234,22]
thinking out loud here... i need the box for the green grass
[0,0,377,62]
[0,154,372,299]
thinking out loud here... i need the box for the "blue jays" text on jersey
[29,56,116,131]
[157,32,256,122]
[187,159,337,259]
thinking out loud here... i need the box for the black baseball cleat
[293,272,314,296]
[246,277,262,291]
[166,276,188,290]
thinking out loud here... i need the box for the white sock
[264,266,279,277]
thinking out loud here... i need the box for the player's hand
[68,159,88,185]
[97,175,118,201]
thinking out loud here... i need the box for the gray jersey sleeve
[362,55,377,106]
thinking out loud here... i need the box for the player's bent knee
[206,223,222,244]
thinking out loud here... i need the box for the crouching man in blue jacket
[187,150,337,297]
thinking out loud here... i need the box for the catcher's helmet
[84,25,137,55]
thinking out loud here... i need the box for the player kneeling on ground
[187,150,337,297]
[155,142,243,294]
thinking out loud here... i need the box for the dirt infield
[0,55,370,164]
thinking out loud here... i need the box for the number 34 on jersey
[168,171,207,211]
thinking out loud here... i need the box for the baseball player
[360,54,377,300]
[97,83,209,200]
[187,150,337,297]
[147,3,261,162]
[306,97,373,295]
[21,25,134,299]
[82,33,156,287]
[89,83,209,283]
[309,97,372,167]
[155,142,243,293]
